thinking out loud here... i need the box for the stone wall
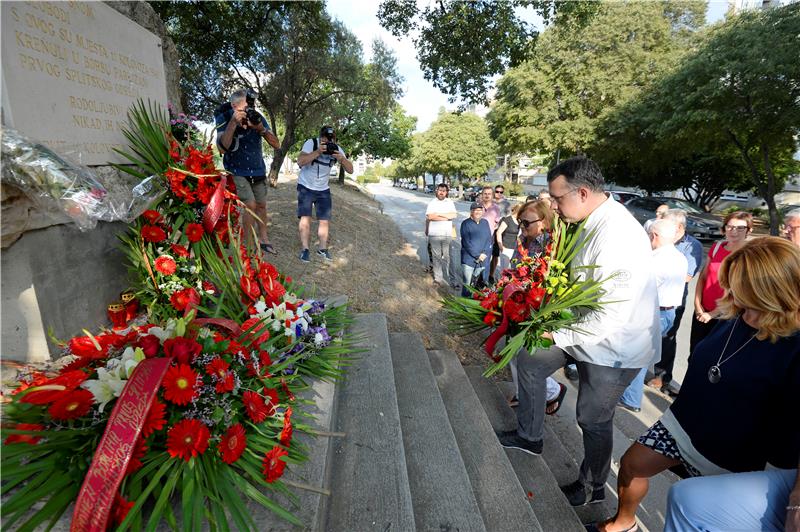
[1,1,181,361]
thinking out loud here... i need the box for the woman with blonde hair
[597,237,800,532]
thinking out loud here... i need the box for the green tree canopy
[596,3,800,231]
[415,112,497,182]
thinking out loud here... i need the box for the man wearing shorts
[215,89,280,254]
[295,126,353,262]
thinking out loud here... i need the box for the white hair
[785,208,800,222]
[230,89,247,104]
[663,208,687,229]
[649,219,678,242]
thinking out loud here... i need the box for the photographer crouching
[295,126,353,263]
[215,89,281,254]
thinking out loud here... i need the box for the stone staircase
[295,313,588,531]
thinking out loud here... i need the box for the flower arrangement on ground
[443,220,608,376]
[1,100,352,531]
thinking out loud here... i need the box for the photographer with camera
[295,125,353,263]
[215,89,281,254]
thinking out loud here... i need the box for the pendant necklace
[708,317,756,384]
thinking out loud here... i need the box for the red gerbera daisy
[219,423,247,464]
[48,388,94,420]
[126,437,147,475]
[162,364,198,405]
[263,387,280,417]
[205,358,235,393]
[166,418,210,461]
[4,423,44,445]
[142,399,167,437]
[242,390,269,423]
[154,255,177,275]
[185,222,204,243]
[111,492,135,527]
[169,287,200,312]
[280,407,293,446]
[262,446,288,483]
[141,224,166,243]
[141,209,162,224]
[170,243,190,258]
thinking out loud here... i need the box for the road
[366,181,695,392]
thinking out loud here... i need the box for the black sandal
[260,243,278,255]
[546,383,568,415]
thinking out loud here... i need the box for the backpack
[308,138,336,168]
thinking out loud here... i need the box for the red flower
[141,224,166,243]
[205,358,235,393]
[166,418,210,461]
[69,335,110,359]
[170,243,190,258]
[202,281,217,294]
[185,223,204,243]
[162,364,198,405]
[164,336,202,364]
[480,292,500,311]
[280,407,293,446]
[242,390,269,423]
[126,437,147,475]
[135,334,161,358]
[170,287,200,312]
[48,389,94,420]
[241,317,270,348]
[20,370,89,404]
[280,379,295,402]
[258,262,279,281]
[240,276,261,301]
[219,423,247,464]
[142,399,167,437]
[483,312,499,326]
[111,492,135,527]
[4,423,44,445]
[525,286,547,310]
[142,210,162,224]
[263,387,280,417]
[154,255,177,275]
[504,297,530,323]
[262,446,288,483]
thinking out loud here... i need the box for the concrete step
[428,351,542,532]
[324,314,415,531]
[465,367,584,532]
[389,333,485,532]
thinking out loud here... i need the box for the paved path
[366,180,695,401]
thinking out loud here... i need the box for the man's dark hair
[495,185,504,192]
[436,183,449,191]
[320,125,335,139]
[547,157,605,192]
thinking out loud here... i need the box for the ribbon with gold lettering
[202,175,227,233]
[71,358,171,532]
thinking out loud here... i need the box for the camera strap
[309,138,335,167]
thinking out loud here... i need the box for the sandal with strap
[546,383,568,415]
[260,243,278,255]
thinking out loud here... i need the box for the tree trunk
[760,143,780,235]
[269,132,296,187]
[337,164,345,185]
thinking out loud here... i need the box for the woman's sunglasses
[519,218,542,229]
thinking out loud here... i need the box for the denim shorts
[232,175,267,205]
[297,184,332,220]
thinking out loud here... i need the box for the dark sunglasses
[494,189,503,194]
[519,218,542,229]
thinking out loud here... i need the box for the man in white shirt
[619,219,688,412]
[296,125,354,263]
[496,157,661,508]
[425,183,457,288]
[643,203,669,233]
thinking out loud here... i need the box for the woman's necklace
[708,317,757,384]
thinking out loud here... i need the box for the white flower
[81,367,127,413]
[150,321,177,342]
[254,300,267,314]
[314,332,325,346]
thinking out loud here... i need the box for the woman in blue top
[598,237,800,532]
[460,202,493,296]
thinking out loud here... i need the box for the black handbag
[470,260,486,289]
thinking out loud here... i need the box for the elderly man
[643,203,669,233]
[496,157,660,507]
[784,208,800,247]
[619,219,688,412]
[647,209,704,392]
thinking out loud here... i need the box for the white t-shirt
[425,198,457,237]
[552,195,661,369]
[652,245,689,307]
[298,138,346,191]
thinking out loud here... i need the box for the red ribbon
[202,175,227,233]
[484,282,526,361]
[193,317,242,337]
[71,358,171,531]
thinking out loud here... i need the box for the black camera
[323,141,339,155]
[244,107,261,126]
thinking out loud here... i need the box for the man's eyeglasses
[549,188,578,203]
[519,218,542,229]
[785,224,800,233]
[725,225,749,232]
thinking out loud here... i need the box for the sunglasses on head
[519,218,542,229]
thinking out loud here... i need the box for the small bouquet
[443,220,608,376]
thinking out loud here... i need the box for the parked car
[462,186,481,202]
[423,184,434,193]
[409,183,418,191]
[608,190,642,205]
[626,196,723,240]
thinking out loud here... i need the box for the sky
[326,0,731,133]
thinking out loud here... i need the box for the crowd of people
[424,157,800,532]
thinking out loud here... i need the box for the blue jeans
[461,263,484,297]
[620,308,675,409]
[665,469,796,531]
